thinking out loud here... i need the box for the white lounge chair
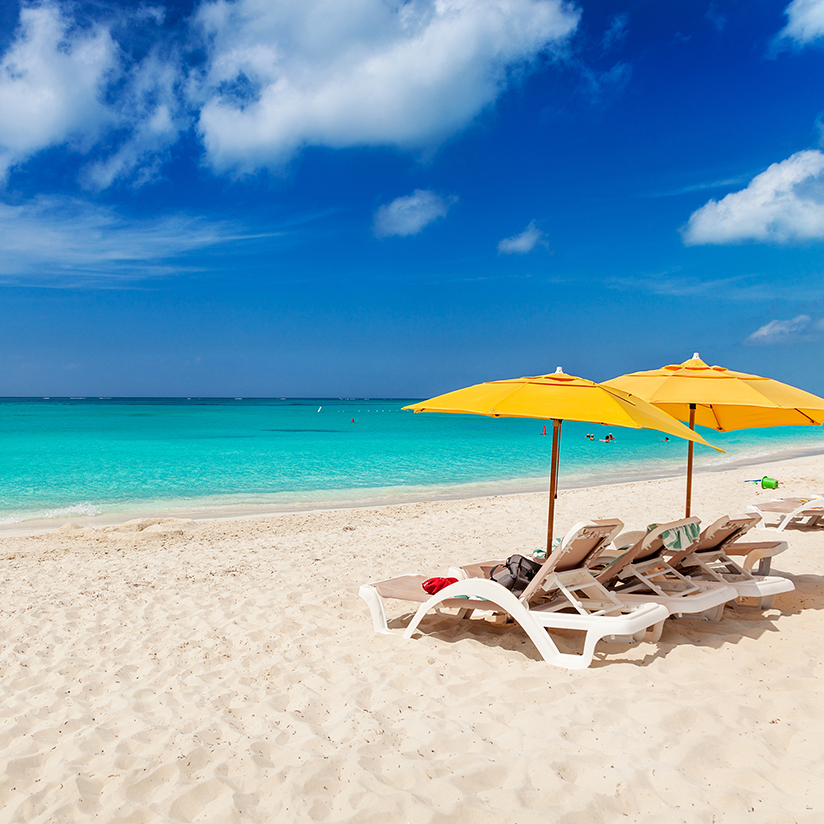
[451,518,737,641]
[694,511,788,574]
[359,519,668,670]
[673,514,794,609]
[746,496,824,533]
[585,517,738,628]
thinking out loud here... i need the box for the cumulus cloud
[776,0,824,46]
[373,189,455,237]
[0,2,190,188]
[0,0,582,186]
[0,2,119,179]
[682,150,824,245]
[0,196,270,284]
[497,220,547,253]
[745,315,814,344]
[193,0,580,173]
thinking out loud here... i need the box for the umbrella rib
[482,381,534,417]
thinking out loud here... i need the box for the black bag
[489,554,542,597]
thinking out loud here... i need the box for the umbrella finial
[693,352,700,359]
[555,366,564,374]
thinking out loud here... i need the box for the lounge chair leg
[601,631,644,644]
[358,585,391,634]
[702,603,725,622]
[403,579,600,669]
[644,620,665,643]
[731,594,775,611]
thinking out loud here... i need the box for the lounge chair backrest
[693,513,760,554]
[593,517,702,586]
[552,519,625,573]
[520,519,624,603]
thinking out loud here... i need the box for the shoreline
[3,442,823,538]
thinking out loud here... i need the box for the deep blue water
[0,397,822,526]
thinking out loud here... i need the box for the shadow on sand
[386,569,824,669]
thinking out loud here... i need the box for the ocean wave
[0,503,102,526]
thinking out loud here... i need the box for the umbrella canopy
[605,354,824,515]
[605,354,824,432]
[404,368,718,551]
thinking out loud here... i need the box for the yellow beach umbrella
[404,368,718,551]
[605,354,824,515]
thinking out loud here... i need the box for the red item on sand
[422,577,458,594]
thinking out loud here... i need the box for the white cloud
[745,314,812,344]
[0,2,119,179]
[682,150,824,245]
[497,219,546,253]
[0,0,581,185]
[373,189,455,237]
[776,0,824,46]
[0,196,271,284]
[193,0,579,173]
[80,50,188,190]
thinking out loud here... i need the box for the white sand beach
[1,454,823,823]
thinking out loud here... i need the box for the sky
[1,0,824,397]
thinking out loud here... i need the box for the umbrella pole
[685,403,696,517]
[546,419,562,552]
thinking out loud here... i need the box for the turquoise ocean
[1,397,823,528]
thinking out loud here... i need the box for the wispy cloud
[0,196,274,285]
[705,4,726,34]
[605,270,824,302]
[601,14,629,52]
[638,174,752,199]
[682,150,824,245]
[373,190,456,238]
[497,220,548,254]
[745,314,823,344]
[80,48,188,190]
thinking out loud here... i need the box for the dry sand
[1,454,823,823]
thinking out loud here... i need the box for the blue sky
[1,0,824,397]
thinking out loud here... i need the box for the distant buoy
[542,425,546,435]
[352,418,355,423]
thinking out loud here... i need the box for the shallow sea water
[0,397,822,526]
